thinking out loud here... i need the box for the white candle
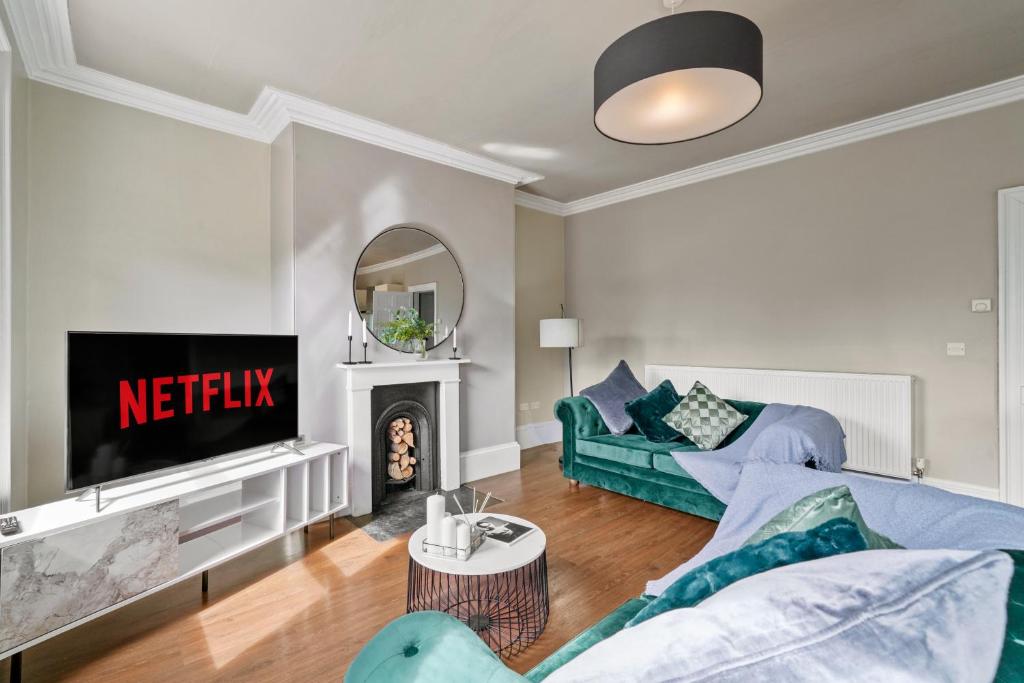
[362,317,368,344]
[456,521,471,555]
[441,516,457,557]
[453,326,457,350]
[348,311,353,338]
[425,494,445,548]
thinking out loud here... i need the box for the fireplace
[370,382,438,510]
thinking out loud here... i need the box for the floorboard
[1,443,716,681]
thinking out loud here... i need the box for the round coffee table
[407,513,549,658]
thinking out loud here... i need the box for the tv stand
[0,441,347,683]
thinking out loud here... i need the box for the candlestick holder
[449,345,460,361]
[360,341,372,364]
[341,335,358,365]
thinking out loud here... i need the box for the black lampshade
[594,10,763,145]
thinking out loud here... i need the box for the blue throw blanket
[646,461,1024,596]
[671,403,846,503]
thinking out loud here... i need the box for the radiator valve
[912,457,927,480]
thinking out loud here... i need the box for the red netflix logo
[119,368,275,429]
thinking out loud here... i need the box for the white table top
[408,513,547,576]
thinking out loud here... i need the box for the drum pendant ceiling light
[594,4,763,145]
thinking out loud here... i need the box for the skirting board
[920,476,1001,502]
[516,421,561,450]
[460,442,521,483]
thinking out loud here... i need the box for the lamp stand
[568,347,575,396]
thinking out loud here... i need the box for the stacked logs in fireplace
[387,418,418,482]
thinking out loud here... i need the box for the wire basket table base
[407,550,549,658]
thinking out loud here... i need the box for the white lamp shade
[540,318,581,348]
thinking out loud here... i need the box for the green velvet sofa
[347,557,1024,682]
[554,395,767,521]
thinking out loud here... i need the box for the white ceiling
[67,0,1024,202]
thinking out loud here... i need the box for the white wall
[21,83,271,504]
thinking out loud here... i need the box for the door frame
[998,186,1024,505]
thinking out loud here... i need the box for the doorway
[998,186,1024,505]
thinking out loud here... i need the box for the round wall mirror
[354,227,464,353]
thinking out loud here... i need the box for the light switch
[530,401,541,410]
[947,342,966,356]
[519,403,530,411]
[971,299,992,313]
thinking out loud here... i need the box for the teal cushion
[576,434,666,468]
[744,485,902,550]
[625,517,868,628]
[652,452,690,476]
[346,611,526,683]
[996,549,1024,682]
[624,380,687,444]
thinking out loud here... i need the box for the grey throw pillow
[580,360,647,435]
[663,381,747,450]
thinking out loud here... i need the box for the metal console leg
[329,514,335,540]
[201,570,209,594]
[9,651,21,683]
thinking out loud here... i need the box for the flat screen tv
[66,332,299,491]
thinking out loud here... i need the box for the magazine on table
[475,516,535,545]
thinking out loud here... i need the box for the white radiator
[645,365,914,479]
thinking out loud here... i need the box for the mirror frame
[352,225,465,353]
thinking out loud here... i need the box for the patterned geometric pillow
[663,381,748,450]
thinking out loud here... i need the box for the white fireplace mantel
[338,358,470,515]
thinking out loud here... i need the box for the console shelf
[178,489,279,539]
[0,441,348,664]
[179,520,280,577]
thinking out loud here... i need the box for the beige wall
[21,83,271,505]
[566,100,1024,490]
[9,67,28,510]
[276,124,516,452]
[515,206,566,427]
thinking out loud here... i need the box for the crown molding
[252,88,543,185]
[515,72,1024,217]
[514,190,570,217]
[355,243,448,276]
[2,0,543,186]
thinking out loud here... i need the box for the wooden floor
[2,444,717,682]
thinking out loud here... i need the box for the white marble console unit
[0,441,347,665]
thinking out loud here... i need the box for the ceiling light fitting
[594,8,763,145]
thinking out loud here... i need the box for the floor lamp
[540,318,581,396]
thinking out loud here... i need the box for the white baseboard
[920,476,1001,501]
[461,442,521,483]
[515,420,561,450]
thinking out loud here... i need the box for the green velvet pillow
[626,517,868,628]
[624,380,687,444]
[743,485,902,550]
[995,549,1024,682]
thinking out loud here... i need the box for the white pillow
[547,549,1012,683]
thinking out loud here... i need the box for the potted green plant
[378,307,436,360]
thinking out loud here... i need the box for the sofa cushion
[663,381,748,450]
[579,360,647,435]
[743,484,902,551]
[624,380,686,444]
[576,433,667,469]
[625,517,868,628]
[652,452,689,476]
